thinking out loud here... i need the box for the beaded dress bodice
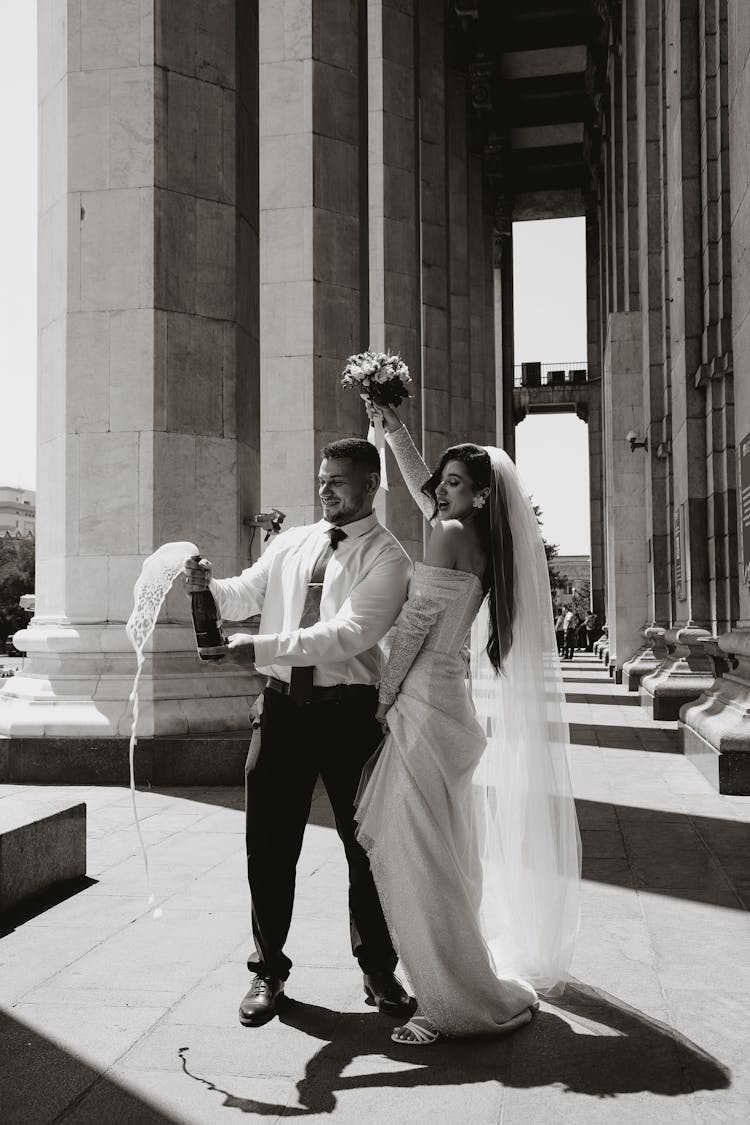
[378,564,483,705]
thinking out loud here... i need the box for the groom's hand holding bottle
[183,555,257,667]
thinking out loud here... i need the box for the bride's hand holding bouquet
[364,398,402,436]
[340,351,412,487]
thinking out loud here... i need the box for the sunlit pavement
[1,652,749,1124]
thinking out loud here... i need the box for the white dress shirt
[210,511,412,687]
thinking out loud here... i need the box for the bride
[355,403,581,1045]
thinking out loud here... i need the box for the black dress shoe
[363,971,411,1016]
[239,974,284,1027]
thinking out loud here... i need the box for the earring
[472,494,486,510]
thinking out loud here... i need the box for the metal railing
[513,362,588,389]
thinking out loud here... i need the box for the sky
[0,0,37,493]
[513,217,590,555]
[0,1,590,555]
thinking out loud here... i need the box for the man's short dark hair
[320,438,380,476]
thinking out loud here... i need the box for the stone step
[0,736,250,785]
[0,802,86,917]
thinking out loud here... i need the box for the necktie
[288,527,347,704]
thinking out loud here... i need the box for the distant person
[564,610,578,660]
[562,605,573,659]
[554,609,566,655]
[585,611,598,652]
[576,615,587,651]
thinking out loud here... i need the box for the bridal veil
[470,446,581,995]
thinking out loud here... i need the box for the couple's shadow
[179,979,730,1116]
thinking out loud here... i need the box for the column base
[622,646,662,691]
[639,626,716,720]
[622,626,669,692]
[679,629,750,795]
[0,621,260,739]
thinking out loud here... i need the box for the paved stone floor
[1,653,749,1124]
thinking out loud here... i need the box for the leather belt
[265,676,376,704]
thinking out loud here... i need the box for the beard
[321,494,367,525]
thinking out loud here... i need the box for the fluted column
[640,0,719,718]
[586,210,605,623]
[623,0,672,691]
[259,0,365,529]
[681,0,750,793]
[0,0,261,773]
[603,311,647,681]
[367,0,423,559]
[419,0,450,473]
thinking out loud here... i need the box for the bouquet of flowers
[340,350,412,408]
[340,351,412,492]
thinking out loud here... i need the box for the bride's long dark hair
[421,444,514,674]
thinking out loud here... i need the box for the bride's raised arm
[370,403,435,523]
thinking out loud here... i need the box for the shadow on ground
[148,787,750,910]
[0,1009,179,1125]
[569,722,680,750]
[0,876,98,938]
[566,690,643,707]
[175,980,730,1117]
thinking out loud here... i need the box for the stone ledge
[0,735,251,786]
[680,722,750,796]
[0,803,86,917]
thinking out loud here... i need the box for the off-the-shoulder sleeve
[379,588,446,706]
[386,426,435,523]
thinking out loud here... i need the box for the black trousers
[244,684,396,982]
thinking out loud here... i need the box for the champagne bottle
[189,560,226,661]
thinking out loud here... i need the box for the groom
[185,438,412,1027]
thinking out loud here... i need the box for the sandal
[391,1016,441,1045]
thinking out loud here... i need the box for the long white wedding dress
[355,427,580,1037]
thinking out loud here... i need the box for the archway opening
[512,217,590,611]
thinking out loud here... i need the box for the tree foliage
[532,502,566,595]
[0,538,35,645]
[569,580,592,619]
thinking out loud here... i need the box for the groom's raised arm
[252,546,411,667]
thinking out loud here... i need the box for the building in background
[555,555,592,601]
[2,0,749,794]
[0,486,35,538]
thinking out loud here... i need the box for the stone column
[695,0,736,636]
[419,0,450,473]
[447,70,471,449]
[500,228,516,460]
[482,197,499,446]
[640,0,718,717]
[469,155,490,443]
[621,0,640,311]
[259,0,364,530]
[0,0,261,778]
[680,0,750,793]
[602,311,648,681]
[624,0,672,691]
[586,210,605,622]
[368,0,423,559]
